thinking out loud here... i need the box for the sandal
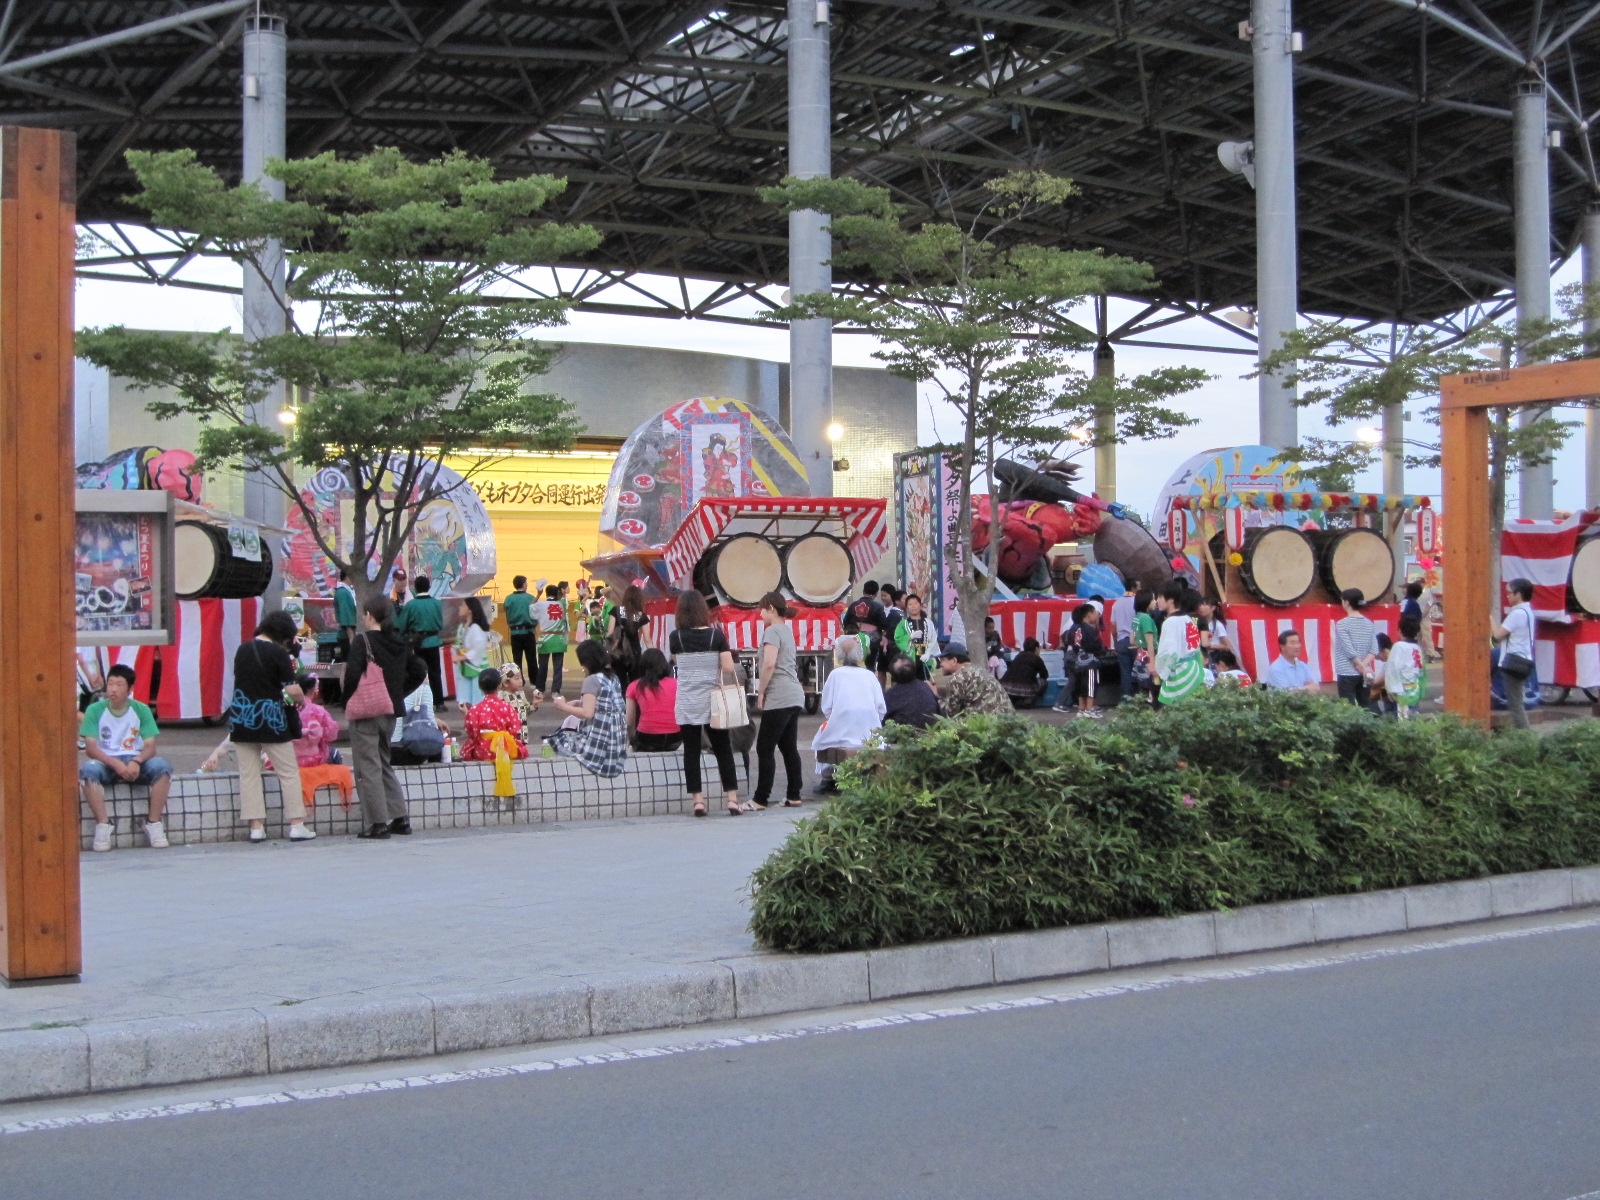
[692,802,707,818]
[782,798,804,807]
[727,801,756,816]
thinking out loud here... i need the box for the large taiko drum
[782,532,854,605]
[1569,537,1600,616]
[1311,528,1394,604]
[174,520,274,600]
[1234,525,1317,605]
[695,533,782,607]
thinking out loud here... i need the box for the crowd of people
[74,561,1493,848]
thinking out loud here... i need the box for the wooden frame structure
[0,127,80,985]
[1440,359,1600,726]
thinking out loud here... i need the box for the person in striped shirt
[1333,588,1379,706]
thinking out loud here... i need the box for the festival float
[76,446,500,716]
[74,445,274,721]
[895,444,1445,689]
[584,396,889,708]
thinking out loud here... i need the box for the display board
[74,489,175,647]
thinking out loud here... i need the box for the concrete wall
[77,338,918,503]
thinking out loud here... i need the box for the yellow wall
[446,451,615,601]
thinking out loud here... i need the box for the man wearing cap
[938,641,1013,718]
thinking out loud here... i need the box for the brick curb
[4,866,1597,1104]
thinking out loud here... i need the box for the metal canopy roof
[7,1,1600,326]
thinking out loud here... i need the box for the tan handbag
[708,669,750,731]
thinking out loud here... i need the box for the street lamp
[826,421,844,442]
[1355,426,1381,445]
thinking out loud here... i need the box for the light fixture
[1219,308,1257,331]
[826,422,845,442]
[1355,427,1381,445]
[277,409,297,425]
[1068,425,1092,443]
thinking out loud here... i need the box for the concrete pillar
[242,14,287,607]
[1383,397,1404,590]
[1514,78,1553,519]
[1093,338,1116,502]
[1584,201,1600,511]
[1252,0,1299,451]
[787,0,833,497]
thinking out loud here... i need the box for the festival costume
[1156,614,1206,704]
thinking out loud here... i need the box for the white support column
[1383,396,1405,588]
[1514,78,1554,519]
[1583,201,1600,512]
[243,14,287,606]
[1252,0,1299,451]
[1093,337,1116,502]
[787,0,833,497]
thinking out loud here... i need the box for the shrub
[748,690,1600,952]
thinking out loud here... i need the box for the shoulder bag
[708,667,750,731]
[346,634,397,720]
[1499,609,1535,680]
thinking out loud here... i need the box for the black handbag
[1499,651,1534,680]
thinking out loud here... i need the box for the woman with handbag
[752,592,806,809]
[1492,577,1537,730]
[345,595,429,839]
[229,611,315,843]
[668,588,748,816]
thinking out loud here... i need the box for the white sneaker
[91,823,113,852]
[287,824,317,841]
[144,821,168,849]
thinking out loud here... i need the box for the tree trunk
[953,421,990,652]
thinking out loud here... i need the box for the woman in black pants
[751,591,806,808]
[668,588,748,816]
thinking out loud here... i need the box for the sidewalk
[1,809,807,1030]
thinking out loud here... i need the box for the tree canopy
[762,170,1204,637]
[77,147,602,598]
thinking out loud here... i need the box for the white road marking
[7,912,1600,1137]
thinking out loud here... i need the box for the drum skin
[783,533,854,605]
[699,533,782,607]
[174,520,274,600]
[1237,526,1317,605]
[1312,528,1394,604]
[1570,537,1600,616]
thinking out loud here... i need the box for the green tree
[762,171,1203,641]
[1262,289,1595,589]
[77,147,602,601]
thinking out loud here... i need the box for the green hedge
[748,690,1600,952]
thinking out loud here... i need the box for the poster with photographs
[74,491,175,646]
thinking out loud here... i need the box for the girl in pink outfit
[293,674,343,767]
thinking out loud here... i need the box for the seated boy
[78,664,173,850]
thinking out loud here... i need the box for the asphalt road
[8,919,1600,1200]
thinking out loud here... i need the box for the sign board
[74,489,175,646]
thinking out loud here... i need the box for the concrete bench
[79,749,750,849]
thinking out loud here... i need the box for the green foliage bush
[748,690,1600,952]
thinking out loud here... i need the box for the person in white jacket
[811,635,886,795]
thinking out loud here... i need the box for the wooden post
[1439,403,1491,726]
[1439,359,1600,728]
[0,127,80,985]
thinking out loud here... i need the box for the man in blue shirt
[1264,630,1321,691]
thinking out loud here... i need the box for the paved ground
[7,914,1600,1199]
[0,807,810,1029]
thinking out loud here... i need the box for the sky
[74,247,1592,522]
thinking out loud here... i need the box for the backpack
[398,704,445,758]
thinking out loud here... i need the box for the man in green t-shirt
[79,664,173,851]
[333,569,358,658]
[534,583,569,694]
[503,574,536,680]
[398,574,446,705]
